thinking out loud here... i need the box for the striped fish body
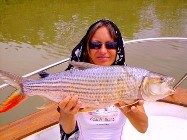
[0,62,174,112]
[23,66,149,109]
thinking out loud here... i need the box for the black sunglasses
[89,41,117,49]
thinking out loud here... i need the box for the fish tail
[0,69,26,113]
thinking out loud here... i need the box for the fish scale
[23,66,147,108]
[0,62,174,112]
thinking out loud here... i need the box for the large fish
[0,61,175,113]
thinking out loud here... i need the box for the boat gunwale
[0,87,186,140]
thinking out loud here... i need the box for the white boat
[0,38,187,140]
[22,102,187,140]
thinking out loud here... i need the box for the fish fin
[119,100,139,108]
[0,69,26,113]
[0,90,26,113]
[0,69,25,88]
[68,61,98,70]
[79,107,97,112]
[36,96,53,110]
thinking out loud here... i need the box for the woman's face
[88,26,117,66]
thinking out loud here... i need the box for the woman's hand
[58,95,81,134]
[115,100,148,133]
[59,95,81,115]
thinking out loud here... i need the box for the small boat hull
[23,102,187,140]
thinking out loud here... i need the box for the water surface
[0,0,187,126]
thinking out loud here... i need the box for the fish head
[141,72,175,101]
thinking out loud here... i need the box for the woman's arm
[115,100,148,133]
[159,87,187,106]
[59,95,81,134]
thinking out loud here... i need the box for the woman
[58,19,148,140]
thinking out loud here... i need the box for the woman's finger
[70,101,82,114]
[59,96,71,109]
[65,95,79,110]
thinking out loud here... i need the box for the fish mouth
[162,76,175,91]
[150,76,175,95]
[140,74,175,101]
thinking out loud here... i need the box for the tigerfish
[0,61,175,113]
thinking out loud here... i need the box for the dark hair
[86,20,117,44]
[67,19,125,70]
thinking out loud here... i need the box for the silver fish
[0,61,174,113]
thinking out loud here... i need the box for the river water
[0,0,187,126]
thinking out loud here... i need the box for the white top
[77,106,127,140]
